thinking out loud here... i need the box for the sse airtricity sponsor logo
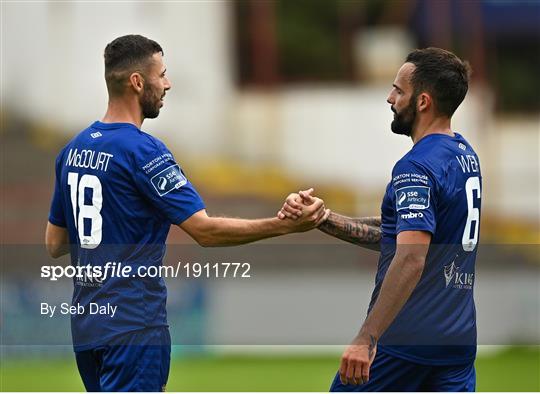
[395,186,430,211]
[157,177,168,190]
[150,164,187,196]
[444,259,474,290]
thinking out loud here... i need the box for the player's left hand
[277,191,304,220]
[339,333,377,386]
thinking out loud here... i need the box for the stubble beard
[141,84,162,119]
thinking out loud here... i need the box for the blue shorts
[330,349,475,392]
[75,326,171,392]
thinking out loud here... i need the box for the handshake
[276,188,330,232]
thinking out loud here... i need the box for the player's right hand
[277,188,316,220]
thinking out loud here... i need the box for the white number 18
[67,172,103,249]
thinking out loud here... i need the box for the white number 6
[462,176,481,251]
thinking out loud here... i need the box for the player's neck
[411,115,453,144]
[102,98,144,129]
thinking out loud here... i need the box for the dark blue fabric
[75,326,171,392]
[329,349,475,392]
[373,133,482,364]
[48,121,205,350]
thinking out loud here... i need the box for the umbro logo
[400,212,423,219]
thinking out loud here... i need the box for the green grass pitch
[1,346,538,391]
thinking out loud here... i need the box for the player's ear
[128,72,145,94]
[417,92,431,113]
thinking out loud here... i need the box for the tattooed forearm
[361,216,381,227]
[318,212,381,250]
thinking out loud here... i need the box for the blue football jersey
[372,133,482,365]
[48,121,205,350]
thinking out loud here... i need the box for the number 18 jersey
[373,132,482,365]
[48,121,205,351]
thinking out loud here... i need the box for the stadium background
[1,0,539,391]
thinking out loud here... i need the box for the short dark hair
[405,47,471,117]
[104,35,163,96]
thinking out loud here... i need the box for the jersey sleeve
[130,137,205,225]
[392,159,438,235]
[48,152,67,227]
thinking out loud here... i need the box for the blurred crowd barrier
[2,1,538,234]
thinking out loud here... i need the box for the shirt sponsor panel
[395,185,430,211]
[150,164,187,196]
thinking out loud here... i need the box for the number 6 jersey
[48,121,205,350]
[373,132,482,365]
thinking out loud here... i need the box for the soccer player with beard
[45,35,327,391]
[279,48,482,391]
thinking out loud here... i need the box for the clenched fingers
[298,188,315,204]
[281,201,302,219]
[354,361,364,385]
[346,359,356,385]
[305,197,324,213]
[286,193,303,210]
[339,355,348,385]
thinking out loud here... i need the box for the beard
[391,96,417,136]
[140,84,163,119]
